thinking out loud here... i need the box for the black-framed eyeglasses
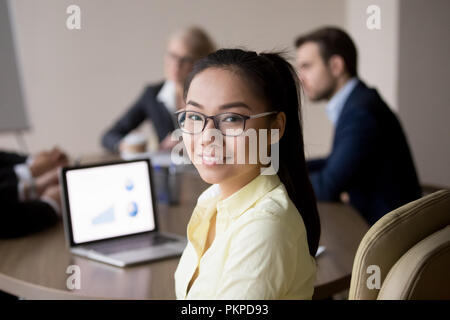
[174,109,278,136]
[166,51,195,66]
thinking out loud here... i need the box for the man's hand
[35,168,59,197]
[118,141,126,153]
[29,147,68,178]
[40,184,62,210]
[340,192,350,204]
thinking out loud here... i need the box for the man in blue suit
[295,27,421,225]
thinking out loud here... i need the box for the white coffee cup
[121,133,148,154]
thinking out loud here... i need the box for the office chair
[348,189,450,299]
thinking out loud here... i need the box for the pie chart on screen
[128,201,138,217]
[125,179,134,191]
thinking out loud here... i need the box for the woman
[101,26,215,152]
[174,49,321,299]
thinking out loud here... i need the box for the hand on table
[29,147,69,178]
[340,192,350,204]
[35,168,60,197]
[40,184,62,210]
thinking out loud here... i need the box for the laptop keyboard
[86,234,177,255]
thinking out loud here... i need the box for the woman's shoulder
[253,183,296,219]
[237,183,307,237]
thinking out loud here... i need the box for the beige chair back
[349,190,450,300]
[378,225,450,299]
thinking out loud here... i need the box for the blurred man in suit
[0,147,68,237]
[294,27,421,225]
[101,26,215,153]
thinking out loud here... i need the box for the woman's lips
[203,155,220,165]
[196,153,229,166]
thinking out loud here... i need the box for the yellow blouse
[174,173,316,299]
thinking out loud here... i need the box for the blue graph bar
[92,206,115,225]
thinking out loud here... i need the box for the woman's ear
[270,111,286,144]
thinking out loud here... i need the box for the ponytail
[260,53,321,256]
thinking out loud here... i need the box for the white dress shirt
[326,77,359,125]
[13,158,61,215]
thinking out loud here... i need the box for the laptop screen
[64,160,156,244]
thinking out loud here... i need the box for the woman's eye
[222,115,240,123]
[188,114,202,121]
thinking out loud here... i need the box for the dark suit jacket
[0,151,58,238]
[101,82,177,152]
[307,80,421,225]
[0,151,27,203]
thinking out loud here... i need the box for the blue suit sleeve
[101,88,149,152]
[310,108,378,201]
[307,158,327,172]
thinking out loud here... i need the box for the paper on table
[121,151,184,167]
[315,245,326,257]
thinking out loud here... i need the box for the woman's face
[164,37,195,85]
[183,67,273,186]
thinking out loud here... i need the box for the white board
[0,0,29,132]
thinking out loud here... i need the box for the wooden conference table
[0,155,369,300]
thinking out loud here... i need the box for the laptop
[59,158,187,267]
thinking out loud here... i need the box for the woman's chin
[196,165,229,185]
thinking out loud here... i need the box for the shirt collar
[186,173,281,259]
[326,77,359,125]
[156,80,176,112]
[217,173,281,220]
[194,173,282,221]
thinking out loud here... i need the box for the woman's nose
[201,119,220,146]
[205,118,215,129]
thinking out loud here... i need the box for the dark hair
[295,26,358,77]
[183,48,321,256]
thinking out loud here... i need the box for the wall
[0,0,344,159]
[397,0,450,187]
[345,0,399,110]
[301,0,401,158]
[5,1,447,188]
